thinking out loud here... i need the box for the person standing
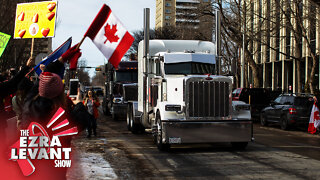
[83,90,100,137]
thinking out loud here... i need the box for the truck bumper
[113,104,128,118]
[162,120,253,144]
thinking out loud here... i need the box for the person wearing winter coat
[0,57,34,145]
[83,90,100,137]
[12,77,34,130]
[17,45,81,180]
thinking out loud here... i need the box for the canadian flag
[308,102,320,134]
[84,4,134,68]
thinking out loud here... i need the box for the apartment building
[155,0,212,35]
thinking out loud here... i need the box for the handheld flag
[34,37,72,77]
[308,102,320,134]
[0,32,11,57]
[84,4,134,68]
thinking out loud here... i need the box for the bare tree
[126,29,155,58]
[77,58,91,86]
[204,0,320,93]
[91,65,105,86]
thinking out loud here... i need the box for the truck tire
[231,142,248,150]
[155,113,170,151]
[103,105,110,116]
[130,108,139,134]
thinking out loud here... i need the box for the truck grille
[188,81,229,118]
[123,85,138,101]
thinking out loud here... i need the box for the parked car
[260,93,314,130]
[232,88,272,120]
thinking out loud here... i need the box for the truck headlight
[113,97,123,104]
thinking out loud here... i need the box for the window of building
[166,2,171,7]
[165,9,171,14]
[165,22,171,26]
[165,16,171,20]
[203,0,209,2]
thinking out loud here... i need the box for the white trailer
[125,39,253,150]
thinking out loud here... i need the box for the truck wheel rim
[127,110,130,127]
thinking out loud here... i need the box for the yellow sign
[0,32,11,57]
[14,1,57,39]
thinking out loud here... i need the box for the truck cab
[126,40,252,151]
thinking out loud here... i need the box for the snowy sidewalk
[67,136,118,180]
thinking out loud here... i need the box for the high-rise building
[156,0,213,39]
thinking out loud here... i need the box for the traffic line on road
[272,145,320,149]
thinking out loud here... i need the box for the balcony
[176,5,197,9]
[176,18,200,23]
[176,0,200,3]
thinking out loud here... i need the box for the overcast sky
[52,0,155,77]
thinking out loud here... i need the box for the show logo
[9,107,78,176]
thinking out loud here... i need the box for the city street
[67,109,320,180]
[3,1,320,180]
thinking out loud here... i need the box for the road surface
[67,111,320,180]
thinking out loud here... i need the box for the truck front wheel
[103,100,111,115]
[130,107,139,134]
[155,113,170,151]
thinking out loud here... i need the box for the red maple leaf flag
[84,4,134,68]
[308,102,320,134]
[104,24,119,43]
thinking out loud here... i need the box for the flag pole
[76,36,86,49]
[30,38,34,57]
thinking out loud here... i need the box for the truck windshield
[114,71,138,82]
[164,62,215,75]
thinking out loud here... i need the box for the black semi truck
[102,61,138,120]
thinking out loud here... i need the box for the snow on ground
[68,152,118,180]
[79,152,118,179]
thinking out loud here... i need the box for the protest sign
[0,32,11,57]
[14,1,57,39]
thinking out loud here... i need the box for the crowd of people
[0,44,103,179]
[0,44,100,146]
